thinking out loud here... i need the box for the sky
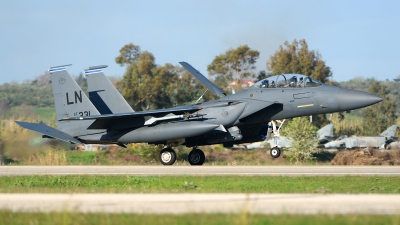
[1,0,400,84]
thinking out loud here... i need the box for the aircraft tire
[270,147,281,158]
[188,149,205,165]
[159,148,176,165]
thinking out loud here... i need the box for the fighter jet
[324,125,398,149]
[16,63,382,165]
[245,124,334,150]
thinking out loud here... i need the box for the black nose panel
[338,89,382,111]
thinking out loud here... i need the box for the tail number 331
[74,111,90,116]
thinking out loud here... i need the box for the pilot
[261,80,269,88]
[270,81,275,87]
[289,76,297,87]
[298,77,304,87]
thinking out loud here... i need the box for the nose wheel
[159,148,176,165]
[188,148,205,165]
[270,147,281,158]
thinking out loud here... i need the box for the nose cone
[338,89,383,111]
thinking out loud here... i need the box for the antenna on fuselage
[195,89,209,104]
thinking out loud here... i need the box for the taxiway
[1,193,399,214]
[0,166,399,176]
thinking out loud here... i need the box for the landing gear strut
[267,119,285,159]
[270,147,281,158]
[159,148,176,165]
[188,148,205,165]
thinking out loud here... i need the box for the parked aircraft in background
[16,63,382,165]
[245,124,334,150]
[317,124,335,144]
[324,125,398,149]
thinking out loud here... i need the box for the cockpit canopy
[253,74,324,89]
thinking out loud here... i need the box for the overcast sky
[1,0,399,84]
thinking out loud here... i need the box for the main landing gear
[159,148,176,165]
[188,148,205,165]
[159,147,205,166]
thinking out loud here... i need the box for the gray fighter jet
[16,63,382,165]
[324,125,398,149]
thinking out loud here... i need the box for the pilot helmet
[289,76,297,87]
[261,80,269,87]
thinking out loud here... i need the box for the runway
[1,193,399,214]
[0,166,400,176]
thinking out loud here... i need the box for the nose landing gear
[270,146,281,158]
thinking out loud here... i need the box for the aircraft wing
[60,106,203,130]
[15,121,83,145]
[179,62,226,97]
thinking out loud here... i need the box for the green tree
[115,43,141,66]
[0,82,54,108]
[120,50,162,110]
[256,70,269,81]
[267,39,332,82]
[117,43,203,110]
[267,39,333,127]
[281,117,319,164]
[207,45,260,91]
[363,80,397,135]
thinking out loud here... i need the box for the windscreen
[253,74,323,88]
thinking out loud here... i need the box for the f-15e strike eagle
[16,62,382,165]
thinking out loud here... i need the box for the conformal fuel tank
[115,121,219,143]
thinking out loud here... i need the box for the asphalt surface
[1,193,399,214]
[0,166,400,176]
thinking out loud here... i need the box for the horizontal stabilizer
[179,62,226,97]
[15,121,83,145]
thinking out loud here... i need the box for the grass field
[1,175,399,194]
[34,108,55,123]
[1,211,399,225]
[66,151,99,164]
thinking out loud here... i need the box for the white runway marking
[0,166,399,176]
[1,193,399,214]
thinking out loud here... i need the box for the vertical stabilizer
[85,65,134,114]
[49,65,101,137]
[380,125,398,137]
